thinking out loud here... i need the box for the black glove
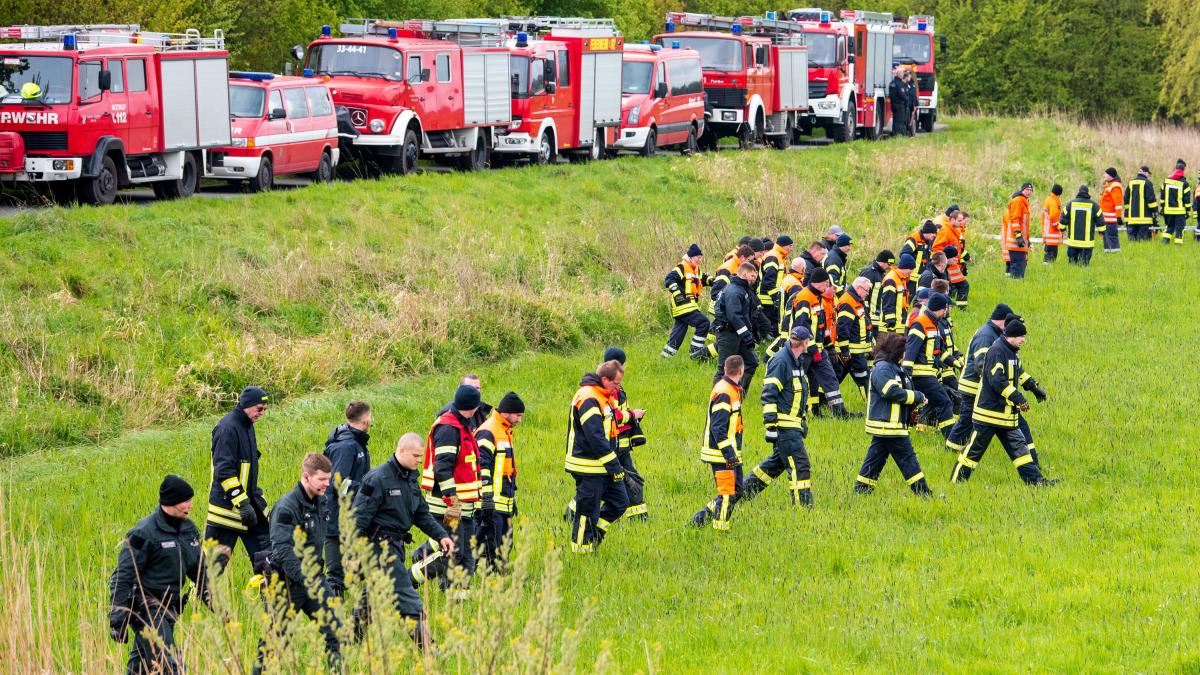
[800,418,809,438]
[915,391,927,406]
[673,294,688,306]
[108,611,128,643]
[961,251,972,263]
[725,457,742,469]
[237,501,258,527]
[612,471,625,483]
[1032,384,1048,403]
[1015,235,1026,249]
[839,347,850,360]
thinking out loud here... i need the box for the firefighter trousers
[1005,250,1028,278]
[203,518,270,572]
[1066,246,1093,266]
[946,398,1036,458]
[1127,223,1151,240]
[807,350,844,408]
[950,423,1044,484]
[1163,214,1187,242]
[743,428,812,506]
[836,353,870,400]
[663,310,712,358]
[617,449,647,518]
[569,474,628,553]
[410,513,476,590]
[690,463,744,530]
[1043,245,1059,263]
[912,375,954,437]
[950,279,970,307]
[714,329,758,390]
[475,509,513,570]
[126,610,179,675]
[854,435,931,495]
[1103,221,1122,251]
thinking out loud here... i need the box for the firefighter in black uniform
[1124,166,1157,241]
[1161,160,1191,244]
[835,276,874,400]
[854,333,932,496]
[917,251,949,289]
[602,346,649,520]
[712,261,760,390]
[108,475,203,675]
[790,268,856,418]
[904,293,956,439]
[1060,185,1104,265]
[322,399,372,595]
[741,326,816,507]
[476,392,524,566]
[824,233,853,293]
[565,360,628,553]
[946,304,1013,454]
[950,320,1057,485]
[661,244,714,359]
[436,374,492,430]
[889,64,913,137]
[758,235,794,333]
[264,453,341,666]
[859,249,894,332]
[689,355,746,530]
[352,433,454,649]
[204,386,270,565]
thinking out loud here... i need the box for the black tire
[737,122,755,150]
[639,128,657,157]
[312,151,334,183]
[246,156,273,193]
[153,153,199,200]
[918,112,935,133]
[681,126,698,155]
[830,104,856,143]
[76,155,119,206]
[769,119,792,150]
[864,100,883,141]
[698,125,718,151]
[398,128,420,175]
[534,132,556,165]
[456,136,489,171]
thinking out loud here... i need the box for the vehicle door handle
[101,112,111,118]
[144,110,154,116]
[418,96,425,102]
[448,95,455,100]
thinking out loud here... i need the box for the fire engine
[0,24,231,205]
[657,12,809,151]
[613,43,705,156]
[787,8,895,142]
[205,72,340,191]
[431,17,623,165]
[893,15,944,133]
[298,19,512,174]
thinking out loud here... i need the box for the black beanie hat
[603,346,626,364]
[239,386,268,409]
[686,243,702,257]
[454,384,482,411]
[160,474,194,506]
[1078,184,1090,197]
[761,237,774,249]
[776,235,794,246]
[497,392,525,414]
[1004,320,1027,338]
[876,249,895,264]
[1021,182,1033,191]
[808,268,830,284]
[927,293,950,312]
[750,238,767,252]
[945,204,960,216]
[990,303,1014,321]
[943,245,959,259]
[921,221,938,235]
[1104,167,1118,179]
[1052,183,1063,196]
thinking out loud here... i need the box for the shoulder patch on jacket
[277,511,295,526]
[128,534,146,550]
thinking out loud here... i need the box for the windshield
[804,33,837,68]
[0,55,72,104]
[510,55,529,98]
[622,61,653,95]
[658,36,742,72]
[307,43,404,81]
[229,85,265,118]
[894,33,932,65]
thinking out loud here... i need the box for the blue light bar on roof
[230,71,275,81]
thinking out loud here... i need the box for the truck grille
[808,80,828,99]
[705,87,747,110]
[916,73,935,93]
[19,131,67,151]
[345,107,368,128]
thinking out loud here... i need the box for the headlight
[627,106,640,125]
[231,138,248,148]
[369,119,385,133]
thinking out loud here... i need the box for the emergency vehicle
[893,15,944,133]
[435,17,623,164]
[613,43,705,156]
[0,24,231,205]
[205,72,339,191]
[786,8,895,142]
[299,19,512,174]
[657,13,809,151]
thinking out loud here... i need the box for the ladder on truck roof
[338,18,505,47]
[665,12,806,45]
[437,17,619,39]
[0,24,225,50]
[903,15,935,31]
[838,10,895,26]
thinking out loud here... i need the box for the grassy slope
[6,117,1200,670]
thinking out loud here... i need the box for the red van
[205,72,339,191]
[613,43,705,155]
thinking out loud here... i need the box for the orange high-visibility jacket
[1101,180,1124,225]
[1001,193,1031,260]
[1042,193,1063,245]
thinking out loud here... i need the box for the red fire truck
[786,8,895,142]
[613,43,705,156]
[656,13,809,151]
[205,72,340,191]
[893,15,944,133]
[0,24,231,205]
[298,19,512,174]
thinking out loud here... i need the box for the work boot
[660,345,677,358]
[909,478,933,497]
[562,502,575,524]
[740,472,769,501]
[1029,476,1061,487]
[689,507,712,527]
[831,403,863,419]
[796,488,814,508]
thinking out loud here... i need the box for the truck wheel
[247,157,273,192]
[534,132,556,165]
[77,155,119,206]
[737,122,755,150]
[398,128,420,175]
[770,119,793,150]
[918,112,935,133]
[456,136,489,172]
[569,130,606,163]
[830,106,856,143]
[864,101,883,141]
[312,151,334,183]
[681,126,698,155]
[153,153,199,200]
[639,128,657,157]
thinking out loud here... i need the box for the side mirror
[98,70,112,92]
[545,82,556,94]
[420,68,431,82]
[847,54,855,65]
[939,36,949,53]
[269,107,286,120]
[291,44,305,61]
[655,81,668,99]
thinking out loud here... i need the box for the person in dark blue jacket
[322,400,372,595]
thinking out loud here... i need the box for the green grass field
[4,116,1200,671]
